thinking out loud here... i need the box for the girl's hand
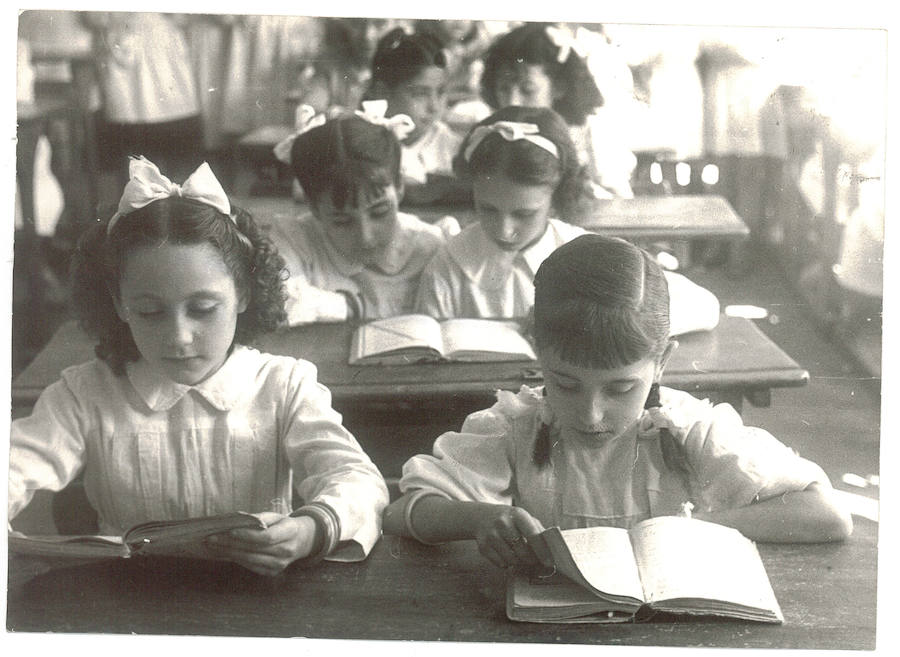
[203,512,319,576]
[474,506,545,570]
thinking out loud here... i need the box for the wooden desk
[6,518,877,648]
[11,316,807,414]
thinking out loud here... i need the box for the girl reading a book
[8,157,389,575]
[271,104,456,325]
[414,105,720,337]
[386,234,852,570]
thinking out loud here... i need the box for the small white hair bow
[356,99,416,141]
[108,156,232,234]
[463,121,560,162]
[545,25,589,64]
[273,104,329,164]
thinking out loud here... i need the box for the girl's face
[313,184,401,266]
[494,64,559,109]
[540,348,663,443]
[472,173,554,252]
[115,243,247,386]
[387,66,447,143]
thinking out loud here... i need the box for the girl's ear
[395,179,405,204]
[238,289,249,315]
[655,339,678,381]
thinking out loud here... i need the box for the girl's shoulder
[549,218,589,242]
[460,385,544,439]
[396,211,446,244]
[639,386,740,441]
[57,358,125,396]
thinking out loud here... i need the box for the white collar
[314,211,421,278]
[446,220,579,290]
[126,345,256,412]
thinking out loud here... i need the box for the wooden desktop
[6,518,876,648]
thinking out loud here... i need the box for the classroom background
[11,10,883,555]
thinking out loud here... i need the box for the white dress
[9,346,389,561]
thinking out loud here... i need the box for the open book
[508,516,783,624]
[8,512,267,559]
[349,315,537,365]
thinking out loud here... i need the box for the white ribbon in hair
[273,104,328,164]
[355,99,416,142]
[108,156,232,234]
[545,25,589,64]
[463,121,560,162]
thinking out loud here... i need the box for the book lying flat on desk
[509,516,783,624]
[349,314,537,365]
[8,512,267,559]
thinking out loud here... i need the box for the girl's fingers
[478,542,508,570]
[511,509,546,537]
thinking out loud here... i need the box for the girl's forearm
[693,484,853,543]
[383,494,505,543]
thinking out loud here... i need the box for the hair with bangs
[288,114,402,209]
[532,234,670,369]
[69,197,287,375]
[452,106,591,221]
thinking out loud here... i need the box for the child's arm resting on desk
[693,482,853,543]
[384,493,546,569]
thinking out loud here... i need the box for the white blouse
[401,120,463,185]
[9,346,389,561]
[267,210,445,325]
[400,385,831,530]
[414,219,720,335]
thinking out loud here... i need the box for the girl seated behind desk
[271,106,452,325]
[386,235,852,569]
[414,105,720,336]
[365,27,467,205]
[480,22,636,200]
[8,158,389,576]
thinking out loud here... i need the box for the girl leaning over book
[385,234,852,570]
[8,157,389,575]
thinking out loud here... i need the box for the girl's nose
[358,219,377,249]
[499,217,517,241]
[165,313,194,347]
[580,393,607,428]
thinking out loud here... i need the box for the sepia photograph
[5,0,890,654]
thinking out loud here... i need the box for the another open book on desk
[508,516,783,624]
[349,315,536,365]
[8,512,267,559]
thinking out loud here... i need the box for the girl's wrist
[289,502,341,565]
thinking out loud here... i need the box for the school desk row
[6,517,877,648]
[11,315,807,418]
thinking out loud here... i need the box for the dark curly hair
[367,26,447,90]
[288,113,402,210]
[69,197,287,375]
[452,105,593,222]
[480,22,603,126]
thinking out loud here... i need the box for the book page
[8,534,128,559]
[351,314,444,363]
[630,516,781,612]
[440,319,536,361]
[543,526,645,603]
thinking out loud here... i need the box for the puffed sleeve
[280,360,389,561]
[414,247,460,320]
[8,379,89,522]
[653,388,831,514]
[664,271,721,336]
[399,389,534,504]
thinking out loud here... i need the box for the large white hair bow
[273,104,328,165]
[355,99,416,141]
[545,25,590,64]
[463,121,560,162]
[108,156,232,234]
